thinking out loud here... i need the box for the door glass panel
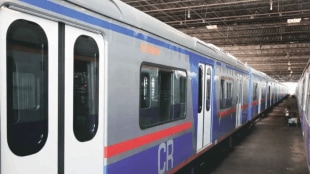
[198,66,203,113]
[220,78,233,109]
[7,19,48,156]
[306,75,310,120]
[73,35,99,142]
[206,68,211,111]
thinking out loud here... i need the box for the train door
[197,64,213,151]
[64,25,104,174]
[0,8,58,174]
[236,74,243,127]
[267,85,271,107]
[265,82,268,109]
[258,81,262,113]
[302,74,309,112]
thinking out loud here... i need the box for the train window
[268,86,271,106]
[140,65,187,128]
[198,67,203,113]
[307,79,310,120]
[262,87,266,102]
[253,83,258,100]
[220,78,233,109]
[7,20,48,156]
[140,73,150,108]
[73,35,99,142]
[302,78,306,108]
[206,68,211,111]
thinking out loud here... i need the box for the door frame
[0,7,58,174]
[196,63,213,151]
[64,24,105,174]
[236,74,243,127]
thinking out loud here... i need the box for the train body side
[296,61,310,172]
[0,0,288,174]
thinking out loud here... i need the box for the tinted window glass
[253,83,258,100]
[73,35,99,142]
[307,79,310,119]
[262,87,266,101]
[7,20,48,156]
[268,86,271,106]
[220,78,233,109]
[206,68,211,111]
[140,73,150,108]
[140,65,187,128]
[198,67,203,113]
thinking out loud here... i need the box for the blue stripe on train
[104,132,193,174]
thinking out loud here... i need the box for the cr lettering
[158,139,174,174]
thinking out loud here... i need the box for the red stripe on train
[218,104,248,118]
[241,104,248,110]
[104,122,192,158]
[218,107,236,118]
[251,99,264,106]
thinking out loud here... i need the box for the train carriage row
[0,0,288,173]
[296,59,310,173]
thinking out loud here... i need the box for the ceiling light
[206,25,217,29]
[287,18,301,24]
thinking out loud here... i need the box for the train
[296,59,310,172]
[0,0,288,173]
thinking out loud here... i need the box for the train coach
[296,59,310,172]
[0,0,288,173]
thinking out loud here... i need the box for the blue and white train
[0,0,288,173]
[296,59,310,173]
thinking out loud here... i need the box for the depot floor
[210,96,308,174]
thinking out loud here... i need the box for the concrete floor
[210,97,308,174]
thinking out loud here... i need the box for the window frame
[139,63,187,129]
[6,19,49,156]
[253,82,258,101]
[220,77,234,109]
[73,35,99,142]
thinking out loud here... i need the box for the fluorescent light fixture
[206,25,217,29]
[287,18,301,24]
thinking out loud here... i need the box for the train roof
[63,0,245,67]
[1,0,273,80]
[64,0,194,47]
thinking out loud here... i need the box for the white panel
[64,25,104,174]
[303,74,309,111]
[258,82,262,112]
[196,65,205,151]
[236,75,243,127]
[203,65,212,146]
[0,7,58,174]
